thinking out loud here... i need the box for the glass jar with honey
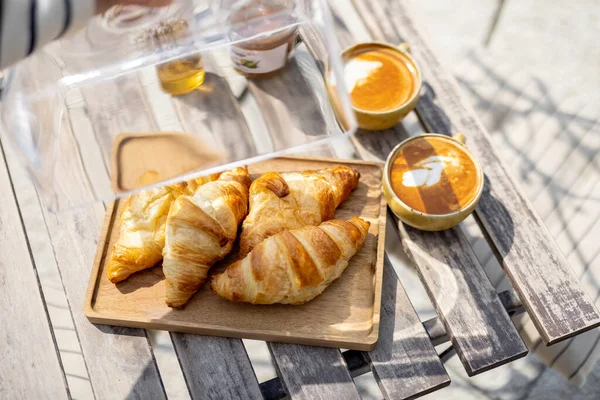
[148,19,206,95]
[228,0,298,78]
[101,4,206,96]
[156,51,205,95]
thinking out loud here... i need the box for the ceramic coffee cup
[341,42,422,131]
[382,133,484,231]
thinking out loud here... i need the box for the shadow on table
[415,82,453,134]
[124,361,166,399]
[174,71,256,160]
[474,175,516,264]
[377,263,453,382]
[456,51,600,293]
[248,52,328,141]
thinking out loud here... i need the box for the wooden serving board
[85,157,386,350]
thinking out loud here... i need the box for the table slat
[269,344,361,400]
[45,75,168,399]
[171,335,262,400]
[223,39,362,399]
[352,0,600,344]
[0,60,167,398]
[139,63,264,399]
[321,0,529,376]
[368,258,450,398]
[0,141,68,399]
[302,8,453,395]
[398,222,528,375]
[350,122,528,376]
[247,48,331,151]
[170,57,257,159]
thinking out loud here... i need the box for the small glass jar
[146,19,206,95]
[156,51,205,96]
[228,0,298,79]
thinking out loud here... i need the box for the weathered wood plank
[0,55,167,398]
[0,140,69,399]
[3,119,167,398]
[269,344,361,400]
[67,75,183,399]
[139,66,264,399]
[51,86,169,398]
[350,126,528,376]
[6,92,96,398]
[326,0,528,376]
[351,0,600,344]
[223,30,363,399]
[368,259,450,398]
[398,222,528,375]
[260,286,526,399]
[173,335,262,400]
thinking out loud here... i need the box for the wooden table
[2,1,599,399]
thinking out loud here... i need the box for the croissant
[106,174,220,284]
[211,217,370,304]
[238,166,360,257]
[163,167,251,308]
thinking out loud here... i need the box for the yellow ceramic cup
[382,133,485,231]
[341,42,422,131]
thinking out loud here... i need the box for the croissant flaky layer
[210,217,370,304]
[106,173,223,284]
[163,167,251,308]
[238,166,360,257]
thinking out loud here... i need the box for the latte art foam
[344,59,383,92]
[390,137,480,215]
[401,155,459,188]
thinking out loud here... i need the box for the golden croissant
[106,174,220,284]
[238,166,360,257]
[211,217,370,304]
[163,167,251,308]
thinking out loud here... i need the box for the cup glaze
[382,133,484,231]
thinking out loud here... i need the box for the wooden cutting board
[85,156,386,350]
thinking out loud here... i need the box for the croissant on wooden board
[106,174,220,284]
[210,217,370,305]
[163,167,251,308]
[238,166,360,258]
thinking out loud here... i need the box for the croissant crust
[238,166,360,257]
[162,167,250,308]
[211,217,370,304]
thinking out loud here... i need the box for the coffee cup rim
[341,41,423,116]
[383,133,485,220]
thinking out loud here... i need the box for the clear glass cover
[1,0,355,210]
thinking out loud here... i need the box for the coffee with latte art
[390,136,481,215]
[343,45,418,113]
